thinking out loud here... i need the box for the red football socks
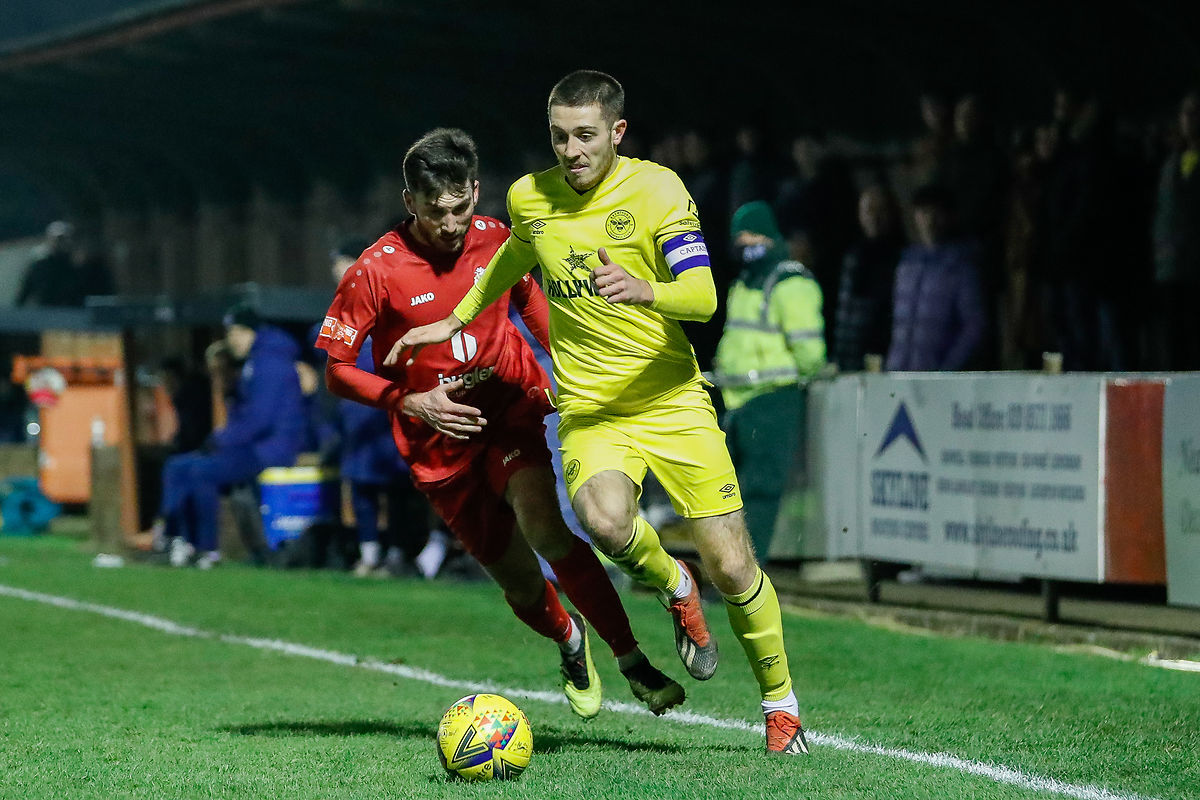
[507,578,573,643]
[549,537,639,657]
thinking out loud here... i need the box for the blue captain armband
[661,232,711,276]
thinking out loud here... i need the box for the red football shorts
[413,420,553,566]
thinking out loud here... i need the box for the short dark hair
[402,128,479,197]
[548,70,624,123]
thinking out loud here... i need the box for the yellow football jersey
[455,156,714,417]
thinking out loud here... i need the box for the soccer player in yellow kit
[391,70,808,754]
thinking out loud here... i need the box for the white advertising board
[807,376,863,560]
[1161,376,1200,607]
[858,374,1104,581]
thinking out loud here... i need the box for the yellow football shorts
[558,384,742,519]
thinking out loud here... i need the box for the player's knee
[570,472,639,551]
[519,519,574,561]
[695,512,759,593]
[486,548,546,608]
[509,487,572,559]
[705,549,758,595]
[572,498,635,553]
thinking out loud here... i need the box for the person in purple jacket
[886,184,987,371]
[162,304,307,568]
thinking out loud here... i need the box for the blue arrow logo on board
[876,401,927,462]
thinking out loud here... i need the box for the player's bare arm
[401,377,486,439]
[383,313,465,367]
[591,247,654,306]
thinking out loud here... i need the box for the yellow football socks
[724,569,793,702]
[609,516,681,594]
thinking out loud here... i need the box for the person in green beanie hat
[714,201,826,561]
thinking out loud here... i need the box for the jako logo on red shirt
[319,316,358,347]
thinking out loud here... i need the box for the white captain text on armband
[661,232,711,276]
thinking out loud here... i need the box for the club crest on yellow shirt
[605,209,635,240]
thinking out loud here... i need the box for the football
[436,693,533,781]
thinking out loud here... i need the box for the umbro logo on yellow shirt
[530,220,547,236]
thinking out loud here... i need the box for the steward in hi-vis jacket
[714,201,825,559]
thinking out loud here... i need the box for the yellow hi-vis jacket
[713,260,826,411]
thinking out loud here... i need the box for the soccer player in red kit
[316,128,683,718]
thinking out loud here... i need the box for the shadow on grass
[225,720,436,739]
[224,719,700,754]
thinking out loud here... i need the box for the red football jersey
[316,216,552,483]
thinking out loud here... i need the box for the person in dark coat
[161,304,306,568]
[886,185,987,371]
[316,238,431,576]
[833,184,905,371]
[1152,90,1200,369]
[338,337,418,576]
[17,221,114,307]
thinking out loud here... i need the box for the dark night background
[2,1,1198,237]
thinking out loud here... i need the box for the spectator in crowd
[728,125,775,219]
[0,351,30,444]
[317,238,438,577]
[650,132,684,171]
[945,95,1008,240]
[158,303,307,568]
[679,132,725,227]
[677,130,731,370]
[886,184,986,371]
[944,94,1008,310]
[69,234,116,300]
[16,221,113,307]
[775,132,858,342]
[1151,89,1200,369]
[999,128,1047,369]
[1099,110,1156,371]
[714,201,825,560]
[910,90,954,188]
[834,183,905,371]
[678,130,728,275]
[1038,86,1125,371]
[158,356,213,454]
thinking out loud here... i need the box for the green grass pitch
[0,535,1196,799]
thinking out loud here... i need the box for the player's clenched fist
[592,247,654,306]
[400,378,487,439]
[384,314,465,366]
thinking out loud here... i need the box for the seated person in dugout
[149,304,308,568]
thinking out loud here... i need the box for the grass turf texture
[0,535,1196,800]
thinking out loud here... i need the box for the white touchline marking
[0,583,1160,800]
[1141,655,1200,673]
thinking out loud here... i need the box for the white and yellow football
[436,693,533,781]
